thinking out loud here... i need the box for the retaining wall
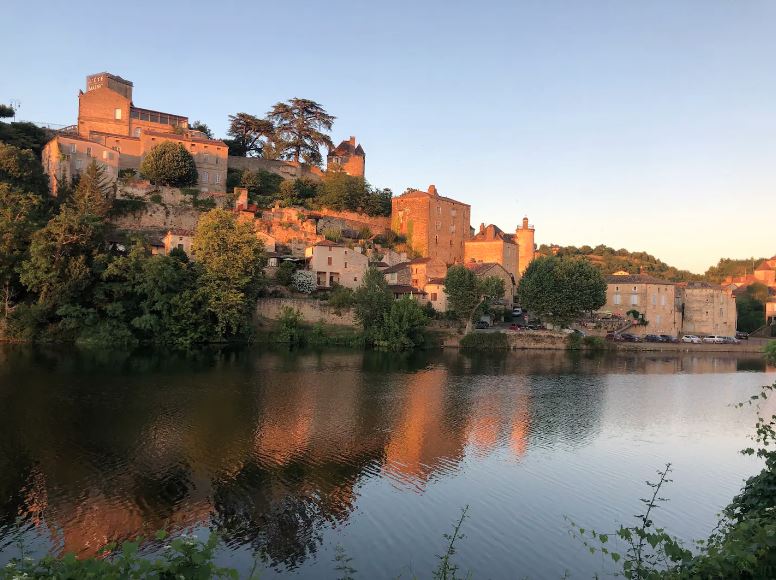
[256,298,357,326]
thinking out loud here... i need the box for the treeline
[539,243,702,282]
[227,166,392,216]
[0,138,266,347]
[704,256,768,283]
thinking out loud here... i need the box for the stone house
[677,282,737,336]
[464,262,516,305]
[163,229,195,257]
[464,224,519,280]
[409,257,448,290]
[603,273,681,336]
[326,136,365,177]
[382,262,412,286]
[391,185,471,265]
[304,240,369,289]
[42,134,120,195]
[424,278,448,312]
[44,72,228,194]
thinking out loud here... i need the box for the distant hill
[703,257,768,284]
[536,244,703,282]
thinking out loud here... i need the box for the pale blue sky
[3,0,775,272]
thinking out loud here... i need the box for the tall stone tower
[327,136,365,177]
[515,216,535,276]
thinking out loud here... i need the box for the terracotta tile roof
[329,137,365,156]
[756,260,774,271]
[371,261,389,268]
[142,129,226,147]
[388,285,427,295]
[464,262,500,275]
[312,239,344,248]
[469,224,515,243]
[680,281,722,290]
[606,273,675,285]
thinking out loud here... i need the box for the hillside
[703,257,769,284]
[537,244,702,282]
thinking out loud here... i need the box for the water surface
[0,346,772,578]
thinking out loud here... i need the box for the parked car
[512,307,523,316]
[620,333,641,342]
[721,336,741,344]
[605,332,623,342]
[736,331,749,341]
[659,334,679,343]
[702,335,725,344]
[644,334,663,343]
[681,335,702,344]
[474,320,489,330]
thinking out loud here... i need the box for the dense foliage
[139,142,198,187]
[539,243,701,282]
[517,256,606,327]
[444,265,506,329]
[225,112,275,157]
[737,282,768,333]
[0,120,50,156]
[705,257,768,284]
[268,98,335,165]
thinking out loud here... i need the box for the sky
[2,0,775,273]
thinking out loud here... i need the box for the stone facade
[304,240,369,289]
[256,297,357,326]
[391,185,471,265]
[603,273,681,336]
[424,280,447,312]
[44,72,228,194]
[408,257,448,289]
[326,136,365,177]
[163,229,194,257]
[383,262,412,286]
[514,217,536,277]
[464,224,519,279]
[678,282,737,336]
[464,262,516,304]
[42,134,120,195]
[227,156,324,182]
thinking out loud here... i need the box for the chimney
[349,136,356,146]
[479,223,485,233]
[522,216,529,228]
[428,184,438,195]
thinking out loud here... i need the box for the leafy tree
[0,121,50,156]
[0,104,14,118]
[517,256,607,327]
[737,283,768,333]
[444,265,480,324]
[353,267,393,342]
[267,98,335,166]
[274,260,297,286]
[226,113,275,157]
[139,142,198,187]
[19,162,113,310]
[241,169,283,204]
[705,257,766,284]
[327,285,355,311]
[276,306,304,344]
[279,177,320,207]
[362,187,393,217]
[189,120,213,138]
[376,296,428,350]
[192,209,267,338]
[0,142,48,195]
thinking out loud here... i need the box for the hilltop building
[43,72,228,194]
[722,256,776,291]
[327,136,365,177]
[391,185,471,265]
[304,240,369,289]
[464,224,519,279]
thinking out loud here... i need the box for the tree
[279,178,319,207]
[517,256,607,327]
[241,169,283,203]
[226,113,275,157]
[274,260,297,286]
[376,296,428,351]
[0,104,15,118]
[444,265,480,324]
[192,209,267,338]
[737,283,768,333]
[353,267,393,342]
[267,98,335,166]
[139,142,198,187]
[0,142,48,195]
[190,121,213,138]
[0,122,50,157]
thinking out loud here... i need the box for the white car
[681,335,702,344]
[702,335,725,344]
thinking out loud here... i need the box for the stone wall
[228,156,323,182]
[256,298,357,326]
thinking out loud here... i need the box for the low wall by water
[256,298,357,326]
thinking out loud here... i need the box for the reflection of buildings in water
[510,389,531,458]
[384,367,467,486]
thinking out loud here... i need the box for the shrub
[566,332,583,350]
[765,340,776,364]
[322,226,343,242]
[274,261,297,286]
[291,270,316,294]
[276,306,303,344]
[140,142,198,187]
[460,332,509,350]
[118,168,137,180]
[328,285,355,311]
[583,335,607,351]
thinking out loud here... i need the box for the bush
[276,306,303,344]
[765,340,776,364]
[566,332,583,350]
[274,261,297,286]
[460,332,509,350]
[118,168,137,180]
[583,335,607,351]
[291,270,316,294]
[328,285,355,311]
[139,142,198,187]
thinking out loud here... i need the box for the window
[75,159,82,169]
[215,173,221,184]
[661,295,666,306]
[70,144,76,154]
[630,294,639,305]
[114,108,122,120]
[203,153,209,164]
[437,206,441,214]
[327,257,333,266]
[652,294,656,305]
[656,315,661,325]
[177,244,184,251]
[436,221,441,230]
[201,171,209,183]
[215,156,219,165]
[435,235,438,245]
[344,262,348,268]
[431,292,438,301]
[134,127,141,137]
[354,277,358,282]
[614,294,621,305]
[86,147,92,157]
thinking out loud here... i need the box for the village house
[304,240,369,290]
[677,282,737,337]
[42,134,120,194]
[424,278,448,312]
[464,262,516,305]
[464,224,519,280]
[408,257,448,289]
[603,272,681,336]
[382,262,412,286]
[391,185,471,265]
[163,229,194,256]
[43,72,228,195]
[722,256,776,291]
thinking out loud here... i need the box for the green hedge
[459,331,509,350]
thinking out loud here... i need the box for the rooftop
[382,262,411,274]
[396,185,470,207]
[606,273,675,285]
[388,285,427,295]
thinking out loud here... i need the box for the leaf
[611,552,621,563]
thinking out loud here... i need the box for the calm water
[0,346,773,578]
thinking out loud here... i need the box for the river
[0,345,773,578]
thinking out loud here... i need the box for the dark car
[620,333,641,342]
[644,334,662,343]
[605,332,623,341]
[659,334,679,343]
[736,332,749,341]
[474,320,489,330]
